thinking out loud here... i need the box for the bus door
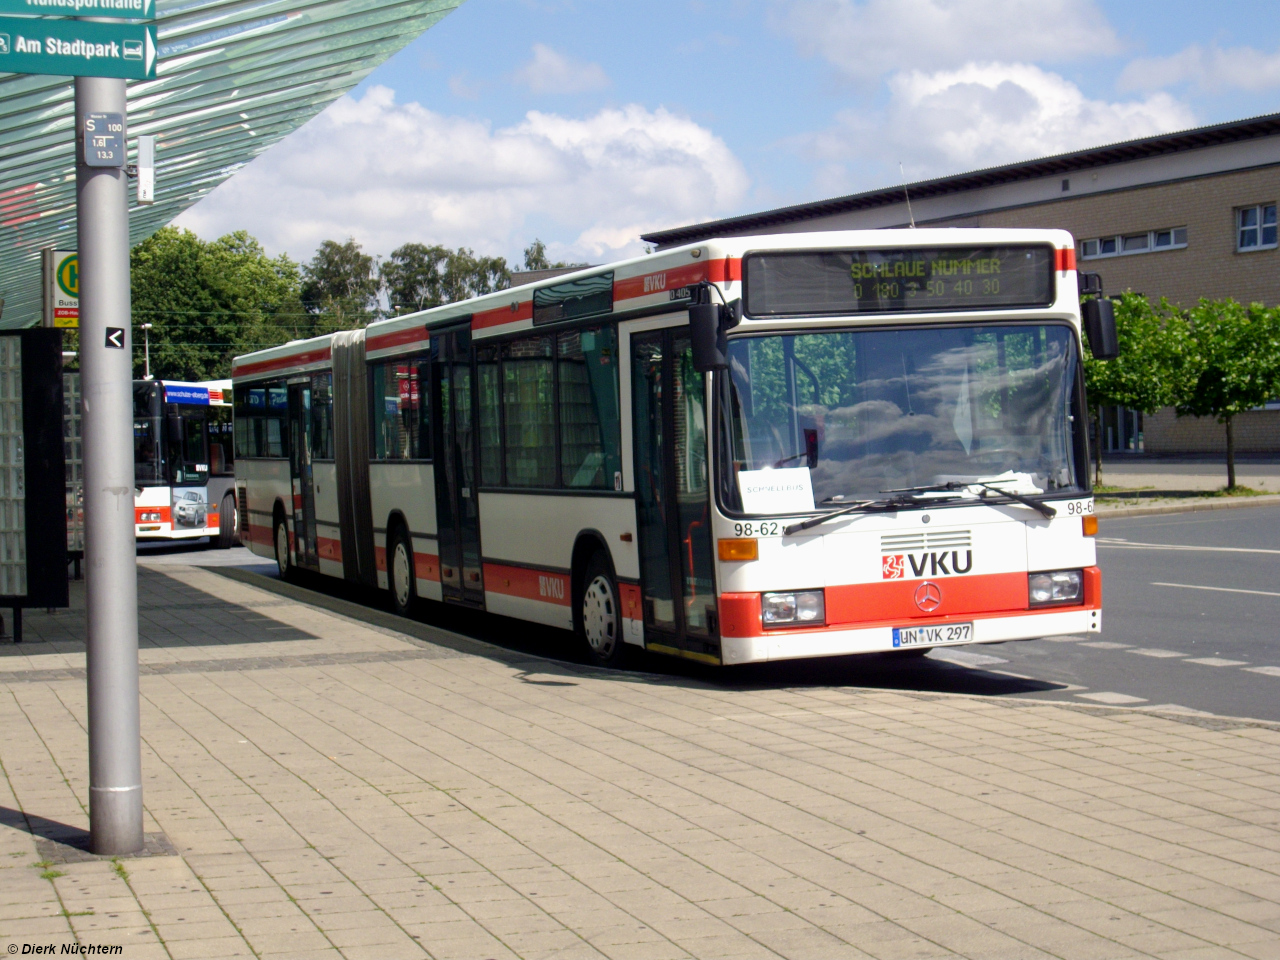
[432,324,485,607]
[287,380,318,570]
[631,326,719,661]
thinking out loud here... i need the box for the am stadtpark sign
[0,15,155,77]
[0,0,153,18]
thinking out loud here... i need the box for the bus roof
[232,228,1078,382]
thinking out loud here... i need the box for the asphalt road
[136,503,1280,723]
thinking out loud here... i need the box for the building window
[1237,204,1277,251]
[1080,227,1187,259]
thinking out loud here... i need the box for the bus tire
[389,525,416,618]
[274,516,292,580]
[579,551,625,668]
[216,493,237,549]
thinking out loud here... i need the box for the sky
[174,0,1280,269]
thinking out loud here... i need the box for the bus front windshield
[719,323,1084,514]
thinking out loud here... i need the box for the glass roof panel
[0,0,464,328]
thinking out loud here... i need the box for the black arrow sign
[105,327,125,349]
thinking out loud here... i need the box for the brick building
[643,113,1280,457]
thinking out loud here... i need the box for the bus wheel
[216,493,237,549]
[389,526,416,618]
[580,552,624,668]
[274,518,292,580]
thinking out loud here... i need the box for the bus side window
[557,325,620,489]
[311,373,334,459]
[369,360,427,460]
[265,384,288,458]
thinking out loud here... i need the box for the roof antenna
[899,161,916,228]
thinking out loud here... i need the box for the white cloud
[1119,44,1280,93]
[804,62,1194,181]
[512,44,610,94]
[781,0,1120,82]
[174,86,749,264]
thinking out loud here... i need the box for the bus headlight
[761,590,825,627]
[1028,570,1083,605]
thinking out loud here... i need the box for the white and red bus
[232,230,1110,666]
[133,379,239,547]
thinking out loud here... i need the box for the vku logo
[883,550,973,579]
[643,273,667,293]
[538,575,565,599]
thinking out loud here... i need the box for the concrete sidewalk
[2,565,1279,960]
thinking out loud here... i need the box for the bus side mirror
[1082,298,1119,360]
[690,302,727,372]
[690,287,741,373]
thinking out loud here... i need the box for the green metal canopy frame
[0,0,464,329]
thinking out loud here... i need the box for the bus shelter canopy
[0,0,463,329]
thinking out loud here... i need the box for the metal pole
[141,323,152,380]
[76,75,143,856]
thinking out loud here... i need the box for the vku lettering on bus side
[906,550,973,578]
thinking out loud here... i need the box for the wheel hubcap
[393,542,412,608]
[582,574,618,656]
[276,525,288,574]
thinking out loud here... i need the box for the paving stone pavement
[2,564,1279,959]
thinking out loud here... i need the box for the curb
[1097,494,1280,518]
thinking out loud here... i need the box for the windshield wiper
[782,491,962,536]
[882,482,1057,519]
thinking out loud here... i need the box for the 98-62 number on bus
[733,521,780,537]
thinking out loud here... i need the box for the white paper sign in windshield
[737,468,815,515]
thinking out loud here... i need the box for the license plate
[892,622,973,647]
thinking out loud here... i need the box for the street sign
[105,327,124,349]
[84,111,124,166]
[0,0,152,17]
[0,16,156,78]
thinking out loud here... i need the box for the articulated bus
[133,379,238,547]
[232,229,1111,667]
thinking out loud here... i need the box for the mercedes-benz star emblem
[914,581,942,613]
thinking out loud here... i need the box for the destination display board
[744,246,1056,317]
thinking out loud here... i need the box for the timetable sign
[83,112,124,166]
[0,0,153,18]
[0,16,156,78]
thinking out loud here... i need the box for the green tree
[380,244,511,315]
[1177,298,1280,489]
[523,238,586,272]
[300,238,379,331]
[1081,293,1197,485]
[381,242,451,314]
[130,227,302,381]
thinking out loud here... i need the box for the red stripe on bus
[613,258,741,302]
[718,567,1099,638]
[473,300,533,330]
[619,582,642,621]
[232,345,332,378]
[415,552,441,582]
[1055,248,1076,273]
[318,536,342,563]
[367,326,429,354]
[374,544,386,572]
[483,562,570,606]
